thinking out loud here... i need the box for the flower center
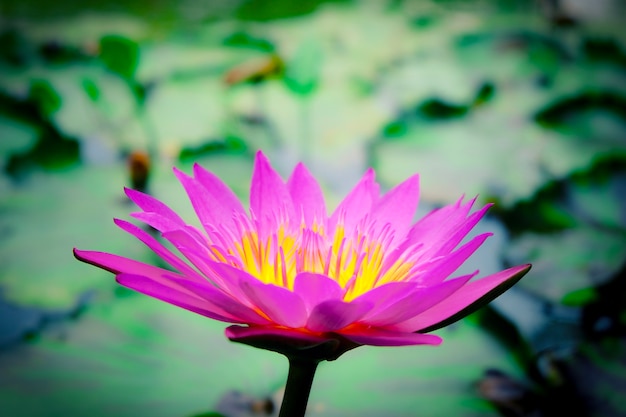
[215,213,418,301]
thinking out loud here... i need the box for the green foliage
[99,35,140,80]
[235,0,351,21]
[178,137,247,162]
[0,88,79,177]
[81,78,101,102]
[222,31,276,52]
[534,91,626,135]
[283,39,322,96]
[562,288,599,307]
[416,98,468,119]
[28,79,62,116]
[381,120,408,139]
[0,28,28,66]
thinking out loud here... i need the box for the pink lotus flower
[74,151,530,361]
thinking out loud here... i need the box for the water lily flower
[74,151,530,416]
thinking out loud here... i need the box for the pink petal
[74,248,182,280]
[161,228,215,275]
[166,275,271,325]
[412,232,491,286]
[240,278,308,328]
[173,167,242,234]
[286,162,326,227]
[406,197,477,250]
[249,151,295,236]
[206,261,261,307]
[329,168,379,234]
[362,273,475,326]
[225,325,330,346]
[114,219,204,280]
[306,300,372,332]
[392,199,490,267]
[130,212,182,233]
[372,174,419,243]
[432,203,492,257]
[116,273,238,323]
[292,272,344,312]
[350,281,419,315]
[75,252,244,325]
[192,163,246,222]
[124,187,185,226]
[340,328,442,346]
[392,264,532,332]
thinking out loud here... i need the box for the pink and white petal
[405,197,477,249]
[124,188,185,226]
[192,163,247,221]
[362,273,475,326]
[350,281,419,316]
[306,300,372,333]
[240,278,308,328]
[173,168,241,233]
[166,275,271,325]
[74,249,183,280]
[161,228,211,263]
[130,212,182,233]
[340,328,442,347]
[249,151,295,234]
[286,163,327,227]
[160,229,230,287]
[391,264,532,332]
[411,233,491,286]
[114,218,203,280]
[329,168,379,234]
[116,273,240,323]
[372,174,419,243]
[432,203,492,257]
[293,272,344,312]
[206,261,262,305]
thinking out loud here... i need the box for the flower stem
[278,357,319,417]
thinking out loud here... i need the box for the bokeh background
[1,0,626,416]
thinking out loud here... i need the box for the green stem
[278,358,319,417]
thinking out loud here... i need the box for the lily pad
[0,165,148,309]
[0,296,284,417]
[0,295,522,417]
[311,320,521,417]
[0,115,39,169]
[504,168,626,304]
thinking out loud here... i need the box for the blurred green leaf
[99,35,140,80]
[0,28,29,66]
[0,295,520,417]
[562,337,626,417]
[505,226,626,304]
[81,78,101,102]
[417,98,468,120]
[504,162,626,304]
[534,91,626,143]
[0,116,39,166]
[562,288,599,307]
[284,39,322,96]
[381,120,409,139]
[0,165,147,308]
[235,0,349,21]
[0,296,284,417]
[222,31,275,52]
[28,79,62,116]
